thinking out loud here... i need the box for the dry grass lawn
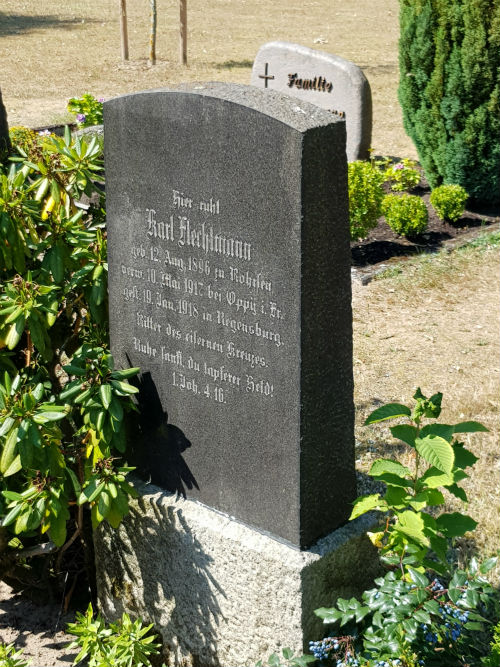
[1,0,414,158]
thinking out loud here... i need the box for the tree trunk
[179,0,187,65]
[119,0,129,61]
[0,87,11,163]
[149,0,157,66]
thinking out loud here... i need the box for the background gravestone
[251,41,372,161]
[104,82,356,548]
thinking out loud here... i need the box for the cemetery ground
[1,234,499,667]
[1,0,499,664]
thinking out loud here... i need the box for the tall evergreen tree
[398,0,500,204]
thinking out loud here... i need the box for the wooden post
[179,0,187,65]
[149,0,157,65]
[119,0,129,61]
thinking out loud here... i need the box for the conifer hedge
[398,0,500,204]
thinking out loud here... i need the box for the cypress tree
[398,0,500,204]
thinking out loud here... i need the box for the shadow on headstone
[98,500,224,666]
[130,367,199,497]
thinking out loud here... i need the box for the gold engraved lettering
[287,73,333,93]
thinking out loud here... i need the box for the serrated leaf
[415,434,454,473]
[365,403,411,424]
[453,444,479,469]
[370,458,412,478]
[390,424,417,448]
[447,483,468,502]
[452,421,489,433]
[349,493,387,520]
[435,512,477,538]
[420,467,454,488]
[420,423,454,443]
[393,511,430,547]
[384,486,408,508]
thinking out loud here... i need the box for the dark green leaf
[447,483,467,502]
[365,403,411,425]
[420,423,454,443]
[435,512,477,538]
[452,421,488,433]
[453,444,479,469]
[390,424,417,448]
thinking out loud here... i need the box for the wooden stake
[179,0,187,65]
[149,0,157,65]
[119,0,129,61]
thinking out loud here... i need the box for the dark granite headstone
[104,83,355,548]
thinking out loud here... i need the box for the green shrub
[384,158,421,192]
[398,0,500,204]
[0,127,138,588]
[0,644,30,667]
[312,389,499,667]
[67,93,104,127]
[482,620,500,666]
[382,193,428,236]
[348,160,385,240]
[430,184,469,223]
[67,604,161,667]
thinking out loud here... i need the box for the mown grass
[353,232,500,582]
[374,229,500,289]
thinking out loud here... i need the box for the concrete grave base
[95,480,381,667]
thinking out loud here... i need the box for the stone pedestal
[95,480,380,667]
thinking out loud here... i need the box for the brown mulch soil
[351,181,500,270]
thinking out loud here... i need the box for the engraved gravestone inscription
[104,83,356,547]
[251,42,372,162]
